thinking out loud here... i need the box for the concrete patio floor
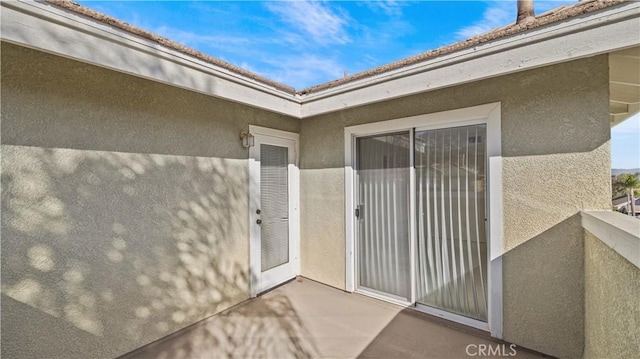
[122,278,547,359]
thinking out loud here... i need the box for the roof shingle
[45,0,628,95]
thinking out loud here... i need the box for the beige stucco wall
[584,230,640,359]
[299,55,611,358]
[1,42,299,359]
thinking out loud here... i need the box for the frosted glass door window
[260,144,289,272]
[415,125,488,321]
[356,132,411,301]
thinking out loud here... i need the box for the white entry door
[249,125,299,296]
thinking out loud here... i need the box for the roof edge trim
[300,1,640,118]
[1,0,301,117]
[299,0,629,94]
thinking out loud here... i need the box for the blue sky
[612,113,640,170]
[78,0,639,169]
[78,0,579,89]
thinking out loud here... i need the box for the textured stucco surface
[1,42,299,359]
[2,39,615,359]
[299,55,611,357]
[300,169,346,289]
[502,215,585,358]
[584,230,640,359]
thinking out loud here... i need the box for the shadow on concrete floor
[122,278,548,359]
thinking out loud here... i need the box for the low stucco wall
[299,55,611,357]
[0,42,299,358]
[584,230,640,359]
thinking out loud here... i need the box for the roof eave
[2,0,638,119]
[1,0,302,117]
[299,1,640,118]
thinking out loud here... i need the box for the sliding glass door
[356,132,411,301]
[415,125,488,321]
[354,124,488,322]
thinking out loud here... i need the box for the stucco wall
[584,230,640,359]
[1,42,299,359]
[299,55,611,358]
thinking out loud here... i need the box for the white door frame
[343,102,503,338]
[249,125,300,297]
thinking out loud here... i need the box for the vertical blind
[260,144,289,272]
[355,125,488,321]
[356,132,411,301]
[415,125,488,321]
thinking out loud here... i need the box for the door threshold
[414,303,489,331]
[256,276,297,297]
[355,288,412,307]
[353,289,489,334]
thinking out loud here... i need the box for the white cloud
[140,14,348,89]
[363,0,405,17]
[239,61,258,73]
[154,26,252,49]
[456,1,512,39]
[150,25,279,61]
[535,0,579,13]
[265,0,351,45]
[456,0,577,39]
[258,54,345,89]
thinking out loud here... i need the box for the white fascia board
[300,2,640,118]
[1,1,301,118]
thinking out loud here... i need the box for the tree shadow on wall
[123,290,319,359]
[1,146,315,358]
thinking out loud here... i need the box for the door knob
[256,209,261,214]
[256,219,262,224]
